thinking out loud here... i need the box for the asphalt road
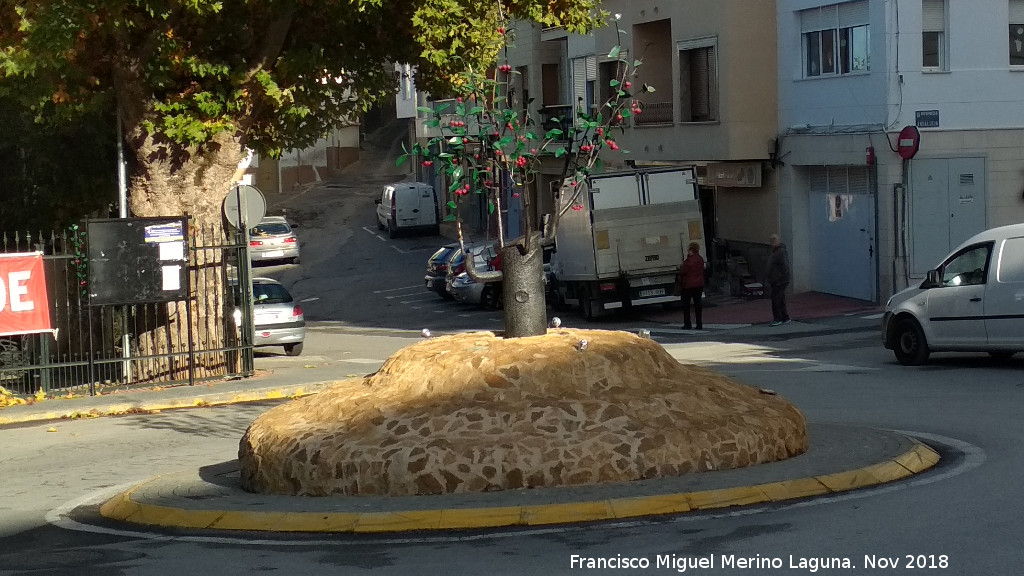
[2,329,1021,575]
[3,179,1022,574]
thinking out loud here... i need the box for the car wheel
[284,342,303,357]
[376,216,384,231]
[387,222,396,239]
[893,318,929,366]
[988,351,1016,359]
[481,285,502,310]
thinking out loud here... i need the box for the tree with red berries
[399,15,652,337]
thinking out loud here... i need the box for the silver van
[882,223,1024,365]
[375,182,440,238]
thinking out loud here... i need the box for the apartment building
[779,0,1024,302]
[500,0,780,287]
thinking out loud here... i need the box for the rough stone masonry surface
[238,329,808,496]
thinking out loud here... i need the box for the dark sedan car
[425,243,460,299]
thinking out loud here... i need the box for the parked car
[375,181,440,238]
[451,273,503,310]
[882,222,1024,365]
[444,242,499,297]
[425,243,460,299]
[249,216,300,264]
[252,277,305,356]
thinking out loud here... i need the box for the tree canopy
[0,0,602,160]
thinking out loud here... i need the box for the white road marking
[339,358,385,364]
[375,285,425,293]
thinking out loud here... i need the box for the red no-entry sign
[0,253,52,337]
[898,126,921,160]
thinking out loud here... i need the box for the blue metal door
[809,191,876,301]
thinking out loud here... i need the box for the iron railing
[0,221,253,396]
[634,101,674,125]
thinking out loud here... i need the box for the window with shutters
[571,56,598,122]
[922,0,947,70]
[801,1,870,77]
[678,38,718,123]
[1011,0,1024,65]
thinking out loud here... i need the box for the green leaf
[396,153,408,167]
[445,215,456,222]
[609,79,620,87]
[426,119,440,128]
[447,200,457,209]
[452,166,463,180]
[555,148,567,158]
[417,106,436,115]
[645,84,657,93]
[545,128,564,139]
[488,201,495,215]
[448,136,462,145]
[608,46,621,59]
[469,106,484,115]
[595,158,603,171]
[449,180,462,193]
[634,60,643,67]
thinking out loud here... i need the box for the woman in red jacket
[678,242,705,330]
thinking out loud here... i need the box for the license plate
[639,288,665,298]
[263,250,284,258]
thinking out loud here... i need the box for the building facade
[779,0,1024,302]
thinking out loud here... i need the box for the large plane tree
[0,0,600,225]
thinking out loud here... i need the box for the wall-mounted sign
[706,162,762,188]
[915,110,940,128]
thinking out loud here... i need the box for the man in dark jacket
[766,233,791,326]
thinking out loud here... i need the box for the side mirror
[374,198,382,205]
[921,268,942,289]
[290,223,298,229]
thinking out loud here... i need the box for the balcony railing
[634,101,674,125]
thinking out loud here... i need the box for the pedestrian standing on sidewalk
[767,233,791,326]
[678,242,706,330]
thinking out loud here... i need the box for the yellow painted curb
[99,439,941,533]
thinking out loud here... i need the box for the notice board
[87,217,189,305]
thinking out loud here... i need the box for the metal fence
[0,221,253,396]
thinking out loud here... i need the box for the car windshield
[251,223,291,236]
[253,283,293,304]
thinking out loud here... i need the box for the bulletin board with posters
[86,217,189,306]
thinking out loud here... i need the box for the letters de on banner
[0,253,53,337]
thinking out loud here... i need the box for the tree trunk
[127,130,244,226]
[501,232,548,338]
[122,126,245,381]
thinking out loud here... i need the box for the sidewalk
[650,290,883,328]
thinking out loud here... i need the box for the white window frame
[1010,0,1024,66]
[677,36,719,123]
[922,0,948,71]
[800,1,870,78]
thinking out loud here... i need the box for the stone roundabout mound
[238,329,807,496]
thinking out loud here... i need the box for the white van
[375,182,440,238]
[882,222,1024,365]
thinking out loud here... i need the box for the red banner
[0,253,52,337]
